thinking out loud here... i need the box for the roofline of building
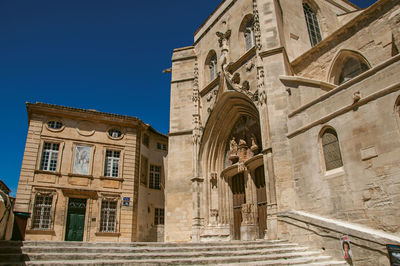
[340,0,360,10]
[193,0,225,37]
[26,102,167,138]
[0,179,11,194]
[193,0,360,45]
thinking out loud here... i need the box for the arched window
[338,57,369,85]
[209,53,218,81]
[239,15,256,52]
[321,128,343,171]
[244,19,255,51]
[328,50,371,84]
[205,51,218,83]
[303,3,322,47]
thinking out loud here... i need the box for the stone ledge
[26,229,56,235]
[99,176,124,182]
[34,170,61,177]
[68,173,94,179]
[95,232,121,237]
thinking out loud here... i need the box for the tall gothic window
[321,128,343,171]
[244,19,255,51]
[338,57,369,85]
[209,53,218,81]
[303,3,322,47]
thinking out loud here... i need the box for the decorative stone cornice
[279,75,335,91]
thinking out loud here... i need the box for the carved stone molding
[252,0,262,50]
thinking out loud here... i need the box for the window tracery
[321,128,343,171]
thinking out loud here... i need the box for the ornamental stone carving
[241,203,256,225]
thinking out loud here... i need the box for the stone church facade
[14,103,167,242]
[166,0,400,264]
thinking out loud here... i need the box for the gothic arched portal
[198,92,267,241]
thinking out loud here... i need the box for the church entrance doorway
[255,166,267,239]
[232,173,246,240]
[65,198,86,241]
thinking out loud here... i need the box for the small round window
[47,121,63,130]
[108,129,122,139]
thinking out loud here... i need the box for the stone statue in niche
[209,209,219,226]
[241,203,255,225]
[229,137,239,164]
[250,134,259,154]
[238,138,249,162]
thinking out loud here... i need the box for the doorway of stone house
[65,198,86,241]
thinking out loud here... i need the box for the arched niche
[327,49,371,85]
[204,50,218,84]
[238,14,255,52]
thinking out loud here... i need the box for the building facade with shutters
[166,0,400,264]
[14,102,167,242]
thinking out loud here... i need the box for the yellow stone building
[14,102,167,242]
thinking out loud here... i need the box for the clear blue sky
[0,0,377,196]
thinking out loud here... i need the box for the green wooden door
[66,213,85,241]
[65,198,86,241]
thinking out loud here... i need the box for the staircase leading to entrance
[0,239,346,265]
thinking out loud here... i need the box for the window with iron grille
[100,200,117,232]
[40,142,60,172]
[154,208,164,225]
[157,142,167,151]
[322,128,343,171]
[32,194,53,230]
[149,165,161,190]
[244,19,255,51]
[303,3,322,47]
[104,150,120,177]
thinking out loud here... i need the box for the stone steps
[0,243,299,254]
[0,240,346,265]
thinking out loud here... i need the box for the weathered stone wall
[166,47,196,242]
[287,57,400,233]
[280,0,358,61]
[291,1,399,82]
[137,131,166,241]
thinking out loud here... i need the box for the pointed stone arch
[198,91,265,241]
[199,91,260,175]
[327,49,371,85]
